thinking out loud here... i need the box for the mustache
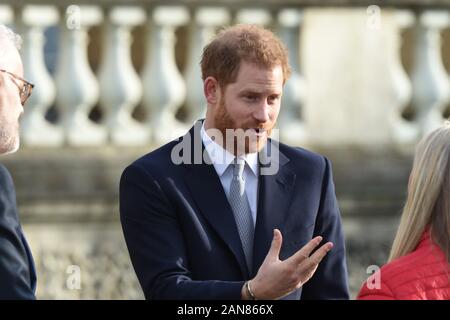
[242,125,273,131]
[221,123,273,130]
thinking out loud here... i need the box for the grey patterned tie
[228,157,254,272]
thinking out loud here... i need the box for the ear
[204,76,220,105]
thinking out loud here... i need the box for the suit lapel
[178,123,296,279]
[181,122,250,278]
[252,140,296,277]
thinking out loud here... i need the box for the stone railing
[0,1,448,149]
[1,0,450,299]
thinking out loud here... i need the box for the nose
[253,101,270,123]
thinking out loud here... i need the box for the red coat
[357,229,450,300]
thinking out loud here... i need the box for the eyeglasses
[0,69,34,106]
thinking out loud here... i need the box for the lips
[250,128,266,137]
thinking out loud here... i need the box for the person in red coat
[358,120,450,300]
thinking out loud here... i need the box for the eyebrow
[239,89,281,95]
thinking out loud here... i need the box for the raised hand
[242,229,333,300]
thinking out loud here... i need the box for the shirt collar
[201,123,259,177]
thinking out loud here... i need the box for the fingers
[289,236,323,264]
[266,229,283,261]
[308,241,333,265]
[294,242,333,288]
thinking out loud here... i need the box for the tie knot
[232,157,246,178]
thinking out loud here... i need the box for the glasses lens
[20,84,32,106]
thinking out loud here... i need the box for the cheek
[5,82,18,103]
[6,93,22,119]
[235,107,253,125]
[222,98,242,119]
[271,104,281,120]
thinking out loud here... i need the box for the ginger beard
[214,93,274,156]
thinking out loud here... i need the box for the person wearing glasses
[0,24,36,299]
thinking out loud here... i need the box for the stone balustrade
[0,2,448,149]
[1,0,450,299]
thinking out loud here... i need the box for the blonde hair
[389,120,450,262]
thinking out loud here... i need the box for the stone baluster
[0,5,13,25]
[277,9,307,144]
[18,6,63,146]
[98,6,148,146]
[184,7,230,124]
[410,11,450,136]
[141,6,189,144]
[235,8,272,26]
[55,5,107,146]
[386,10,419,145]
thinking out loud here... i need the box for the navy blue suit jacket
[120,122,349,300]
[0,163,36,299]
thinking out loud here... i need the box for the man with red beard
[120,25,349,300]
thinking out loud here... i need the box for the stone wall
[2,146,411,299]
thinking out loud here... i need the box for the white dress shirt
[201,124,259,226]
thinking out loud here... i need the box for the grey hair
[0,24,22,58]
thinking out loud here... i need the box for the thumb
[267,229,282,261]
